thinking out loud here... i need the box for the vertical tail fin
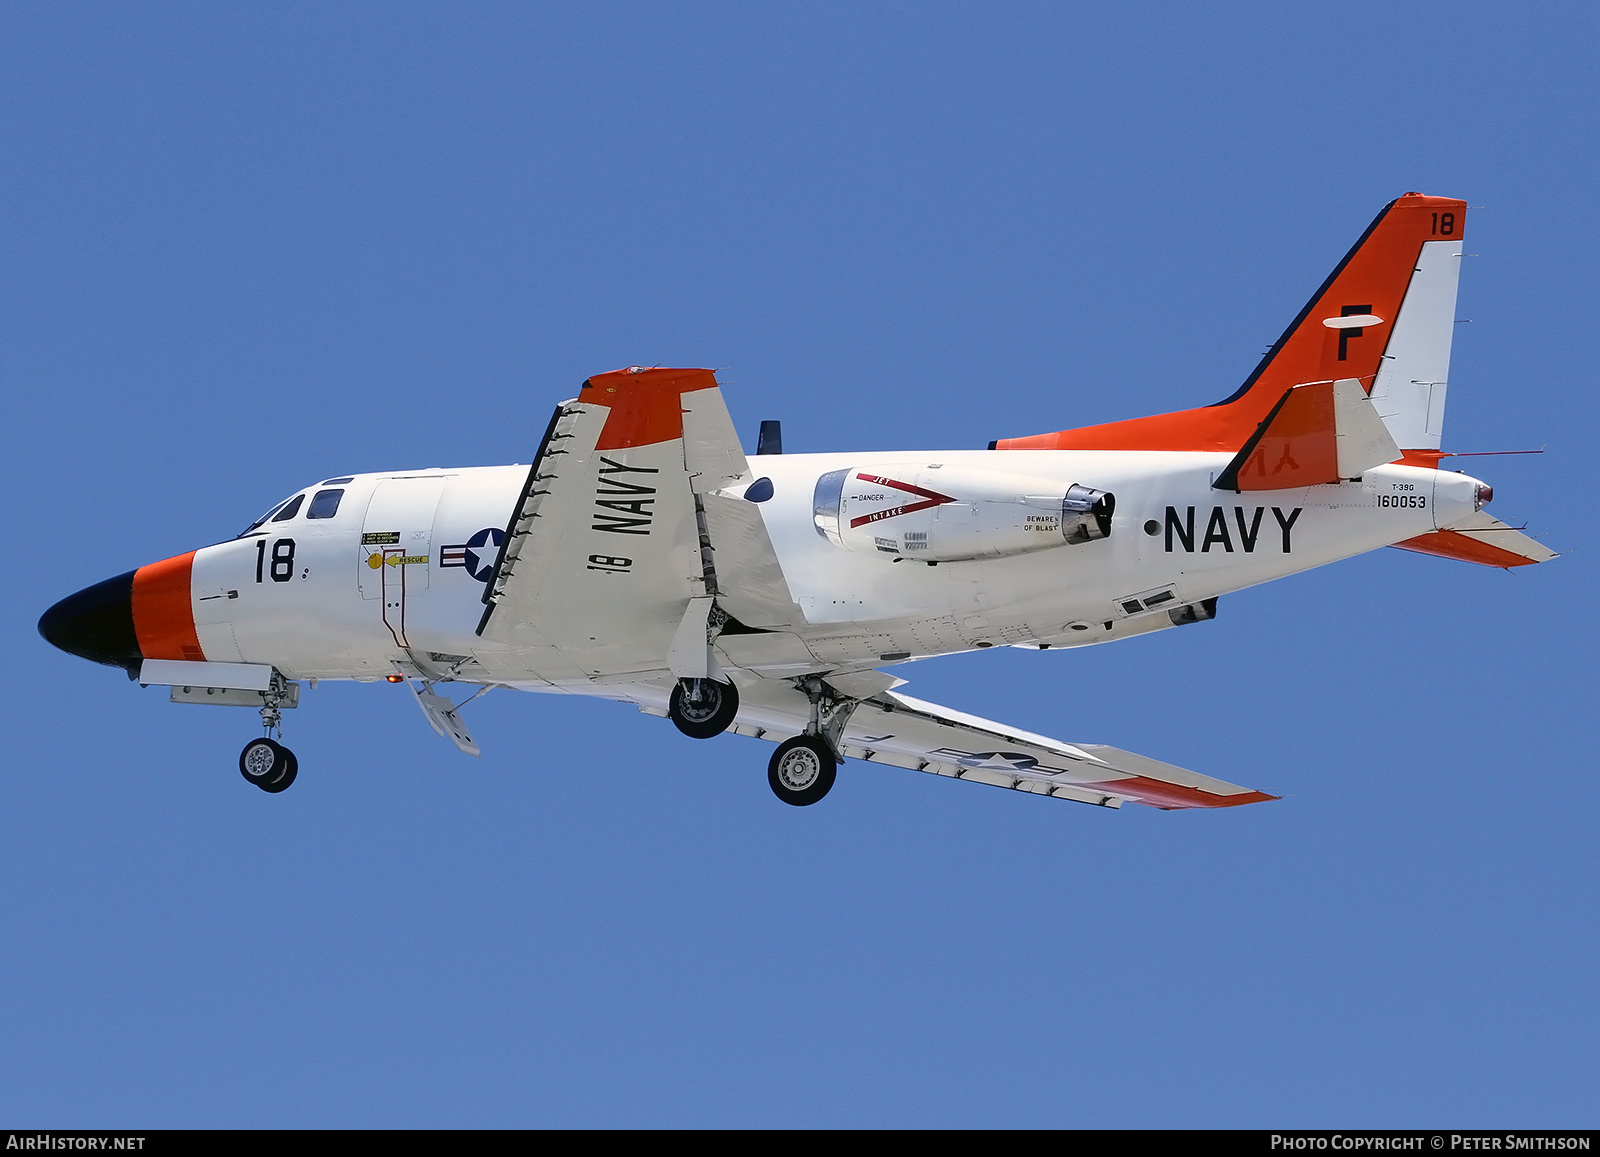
[993,193,1467,454]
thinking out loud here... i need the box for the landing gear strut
[766,676,855,806]
[669,677,740,739]
[241,672,298,793]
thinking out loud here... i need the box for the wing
[476,368,709,679]
[476,366,801,681]
[700,676,1278,810]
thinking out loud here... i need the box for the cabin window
[307,489,345,519]
[270,494,306,522]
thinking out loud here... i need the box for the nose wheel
[240,737,298,793]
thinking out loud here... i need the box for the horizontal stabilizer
[1392,511,1557,568]
[1215,378,1400,491]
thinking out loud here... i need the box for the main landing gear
[240,673,298,793]
[669,677,740,739]
[764,676,855,807]
[666,675,855,807]
[767,735,837,806]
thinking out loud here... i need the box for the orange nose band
[131,552,205,661]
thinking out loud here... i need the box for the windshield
[239,495,298,537]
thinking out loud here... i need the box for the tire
[767,735,837,806]
[240,737,289,791]
[669,678,740,739]
[260,748,298,793]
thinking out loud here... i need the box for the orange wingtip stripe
[1391,529,1542,569]
[580,366,719,451]
[1084,776,1279,810]
[132,552,205,661]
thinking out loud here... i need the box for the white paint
[140,659,273,691]
[1369,240,1463,450]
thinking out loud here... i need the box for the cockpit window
[270,494,306,522]
[321,476,355,485]
[306,489,344,519]
[240,497,294,537]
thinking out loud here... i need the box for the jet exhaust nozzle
[1061,484,1114,544]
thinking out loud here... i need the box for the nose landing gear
[241,672,298,793]
[240,737,298,793]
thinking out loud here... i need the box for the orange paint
[131,552,205,661]
[580,366,720,451]
[1084,776,1280,810]
[1232,382,1340,490]
[1392,529,1539,569]
[1399,449,1447,470]
[994,193,1467,454]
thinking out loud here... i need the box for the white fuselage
[190,450,1480,692]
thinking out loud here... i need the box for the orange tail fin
[992,192,1467,454]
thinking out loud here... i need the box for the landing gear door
[359,477,447,601]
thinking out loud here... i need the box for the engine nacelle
[812,463,1113,562]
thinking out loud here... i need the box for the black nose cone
[39,571,142,673]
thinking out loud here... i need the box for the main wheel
[669,678,740,739]
[239,738,296,793]
[767,735,837,806]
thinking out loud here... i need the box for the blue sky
[2,2,1595,1127]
